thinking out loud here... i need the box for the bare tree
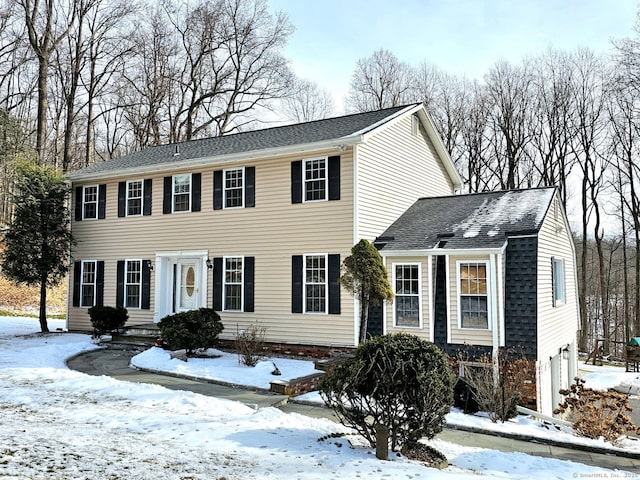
[281,77,334,122]
[346,49,415,112]
[17,0,78,162]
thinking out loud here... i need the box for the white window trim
[126,180,144,217]
[302,157,328,203]
[82,185,99,220]
[172,173,192,213]
[552,257,566,306]
[80,260,97,307]
[392,262,423,329]
[456,260,492,331]
[223,255,244,312]
[125,259,143,309]
[223,167,245,210]
[303,253,328,314]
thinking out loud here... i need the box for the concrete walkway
[66,343,640,471]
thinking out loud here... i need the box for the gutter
[68,137,364,182]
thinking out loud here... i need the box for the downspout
[490,253,500,382]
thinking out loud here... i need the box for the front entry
[175,259,200,312]
[154,251,209,322]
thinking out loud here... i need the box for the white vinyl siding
[537,195,578,362]
[69,150,355,345]
[357,114,456,241]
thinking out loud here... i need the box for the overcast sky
[269,0,640,113]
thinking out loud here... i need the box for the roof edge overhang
[379,246,506,257]
[68,136,364,182]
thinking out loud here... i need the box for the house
[67,103,578,415]
[372,188,579,415]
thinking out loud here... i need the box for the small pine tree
[1,161,73,333]
[340,239,393,344]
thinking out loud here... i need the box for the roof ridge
[416,185,557,202]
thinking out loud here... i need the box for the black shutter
[244,256,255,312]
[328,156,340,201]
[292,255,303,313]
[213,257,223,311]
[143,179,153,216]
[141,260,151,309]
[291,161,302,204]
[116,260,125,308]
[213,170,223,210]
[328,254,341,314]
[98,184,107,219]
[96,261,105,307]
[191,173,201,212]
[245,166,255,208]
[75,187,83,221]
[117,182,126,217]
[163,176,172,214]
[72,261,81,307]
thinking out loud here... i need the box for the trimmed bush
[320,333,455,452]
[158,308,223,355]
[88,306,128,338]
[236,322,267,367]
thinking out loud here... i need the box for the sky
[269,0,640,112]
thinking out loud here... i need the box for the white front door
[175,259,200,312]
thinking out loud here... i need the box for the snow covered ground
[0,316,637,479]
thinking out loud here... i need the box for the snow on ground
[580,361,640,396]
[0,316,637,479]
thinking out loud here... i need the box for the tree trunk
[39,278,49,333]
[36,56,49,162]
[358,292,369,345]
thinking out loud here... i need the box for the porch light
[561,345,570,360]
[145,259,154,271]
[206,259,213,270]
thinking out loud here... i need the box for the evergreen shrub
[158,308,223,355]
[88,306,128,338]
[320,333,455,452]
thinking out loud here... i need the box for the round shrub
[88,306,128,338]
[320,333,455,451]
[158,308,224,355]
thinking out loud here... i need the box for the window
[552,258,566,305]
[81,261,97,307]
[394,264,420,327]
[125,260,142,308]
[304,158,327,202]
[304,254,326,313]
[127,181,143,216]
[224,257,243,311]
[459,262,489,329]
[224,168,244,208]
[83,185,98,219]
[173,174,191,212]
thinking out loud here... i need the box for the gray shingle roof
[72,104,414,178]
[376,187,557,251]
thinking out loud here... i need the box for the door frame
[153,250,209,322]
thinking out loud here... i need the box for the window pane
[127,181,143,216]
[125,260,141,308]
[173,175,190,212]
[83,186,98,219]
[460,296,488,329]
[394,264,420,327]
[81,261,96,307]
[304,255,326,312]
[224,169,244,208]
[224,257,243,311]
[304,159,326,201]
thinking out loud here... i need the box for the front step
[112,323,160,345]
